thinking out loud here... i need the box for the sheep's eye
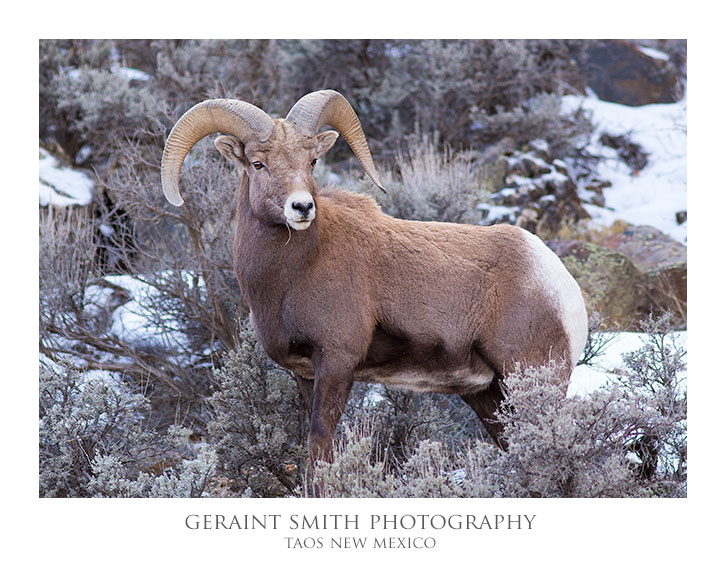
[252,161,264,170]
[311,158,318,168]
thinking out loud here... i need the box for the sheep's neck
[233,184,318,310]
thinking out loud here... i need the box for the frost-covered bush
[494,363,655,497]
[46,66,164,167]
[39,363,215,497]
[153,39,285,114]
[39,207,97,334]
[89,426,216,498]
[312,370,650,498]
[362,135,485,223]
[40,39,116,159]
[207,322,306,496]
[40,363,151,497]
[310,421,396,498]
[615,313,687,493]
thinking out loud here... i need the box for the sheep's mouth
[286,218,313,231]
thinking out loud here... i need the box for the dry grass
[355,136,487,224]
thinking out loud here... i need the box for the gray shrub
[39,363,215,497]
[207,322,307,497]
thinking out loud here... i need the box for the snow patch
[85,273,201,352]
[475,203,517,223]
[112,66,152,82]
[568,331,687,397]
[39,147,95,207]
[562,90,687,244]
[636,45,670,61]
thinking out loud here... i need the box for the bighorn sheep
[161,90,588,459]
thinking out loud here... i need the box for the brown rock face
[601,226,686,327]
[548,228,687,330]
[577,40,683,106]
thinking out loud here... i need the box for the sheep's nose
[292,200,314,218]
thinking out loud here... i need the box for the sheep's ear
[315,130,339,157]
[214,135,247,164]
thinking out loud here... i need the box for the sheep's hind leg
[460,375,508,449]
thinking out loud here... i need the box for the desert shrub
[40,39,285,168]
[393,440,470,497]
[310,420,396,498]
[311,367,650,498]
[614,312,687,493]
[40,40,116,158]
[361,135,486,223]
[497,317,686,499]
[386,40,586,151]
[39,197,214,414]
[471,92,593,159]
[345,383,480,459]
[312,426,505,498]
[207,321,307,497]
[88,426,216,498]
[43,64,165,167]
[40,362,151,497]
[39,362,215,497]
[105,138,241,350]
[153,39,285,114]
[39,207,97,336]
[55,68,162,161]
[494,363,653,497]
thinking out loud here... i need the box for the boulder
[600,225,686,327]
[576,40,682,106]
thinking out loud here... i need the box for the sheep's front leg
[307,355,355,462]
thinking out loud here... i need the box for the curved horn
[286,90,386,193]
[161,99,275,206]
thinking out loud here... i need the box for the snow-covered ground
[568,331,686,397]
[39,147,94,206]
[85,273,196,352]
[559,85,688,392]
[562,89,687,245]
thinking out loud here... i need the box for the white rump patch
[284,190,315,230]
[521,229,589,367]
